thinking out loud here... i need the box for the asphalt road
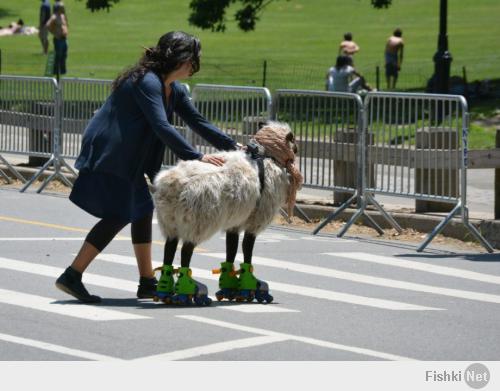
[0,187,499,362]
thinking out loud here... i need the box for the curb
[2,164,499,251]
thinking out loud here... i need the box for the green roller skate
[172,267,212,306]
[237,263,273,304]
[153,265,175,304]
[212,262,240,302]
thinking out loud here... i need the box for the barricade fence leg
[417,202,461,252]
[365,193,403,233]
[313,192,358,235]
[0,167,11,183]
[462,206,494,253]
[361,212,384,236]
[20,155,55,193]
[294,204,312,223]
[279,208,292,223]
[0,154,26,183]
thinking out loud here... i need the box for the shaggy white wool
[153,122,298,245]
[154,150,289,244]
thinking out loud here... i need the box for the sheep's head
[254,122,298,165]
[253,122,303,217]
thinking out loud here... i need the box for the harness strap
[256,157,265,193]
[246,141,266,193]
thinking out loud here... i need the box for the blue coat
[75,71,236,183]
[70,71,236,222]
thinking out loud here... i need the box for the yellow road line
[0,215,207,252]
[0,215,89,233]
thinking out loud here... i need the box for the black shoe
[137,276,158,299]
[55,266,101,304]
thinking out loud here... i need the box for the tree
[79,0,393,30]
[189,0,392,32]
[77,0,120,12]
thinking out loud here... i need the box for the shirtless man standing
[339,32,360,58]
[384,28,404,89]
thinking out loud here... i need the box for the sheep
[152,121,302,305]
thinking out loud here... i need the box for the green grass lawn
[1,0,499,147]
[1,0,500,88]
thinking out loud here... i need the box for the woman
[326,55,373,93]
[55,31,238,303]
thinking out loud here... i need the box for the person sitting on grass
[326,55,373,93]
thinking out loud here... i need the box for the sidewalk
[1,153,499,250]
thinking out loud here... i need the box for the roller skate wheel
[257,298,264,304]
[266,295,273,304]
[205,297,212,306]
[153,296,159,302]
[216,294,223,302]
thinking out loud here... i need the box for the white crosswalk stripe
[0,288,149,321]
[0,256,295,314]
[177,315,415,361]
[0,332,122,360]
[135,335,288,361]
[326,252,500,285]
[96,253,440,311]
[200,253,500,305]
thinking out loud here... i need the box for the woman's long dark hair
[112,31,201,91]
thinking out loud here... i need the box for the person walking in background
[326,55,373,93]
[46,1,68,77]
[38,0,51,54]
[54,31,239,303]
[338,32,360,59]
[384,28,404,89]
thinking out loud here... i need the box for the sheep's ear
[286,132,295,142]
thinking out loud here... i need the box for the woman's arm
[132,75,203,161]
[174,86,237,151]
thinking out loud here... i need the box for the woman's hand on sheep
[200,154,226,167]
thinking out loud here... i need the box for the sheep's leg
[180,241,195,267]
[173,241,211,306]
[163,237,179,266]
[213,231,240,302]
[242,232,256,264]
[154,237,179,303]
[237,231,273,304]
[226,230,240,263]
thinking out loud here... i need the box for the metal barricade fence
[0,75,62,189]
[60,78,112,161]
[273,89,378,230]
[191,84,272,154]
[354,92,492,252]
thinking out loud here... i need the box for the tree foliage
[188,0,393,32]
[188,0,280,32]
[371,0,392,9]
[79,0,393,30]
[77,0,120,12]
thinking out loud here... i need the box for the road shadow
[397,253,500,263]
[52,297,281,309]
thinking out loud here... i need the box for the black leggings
[85,213,153,252]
